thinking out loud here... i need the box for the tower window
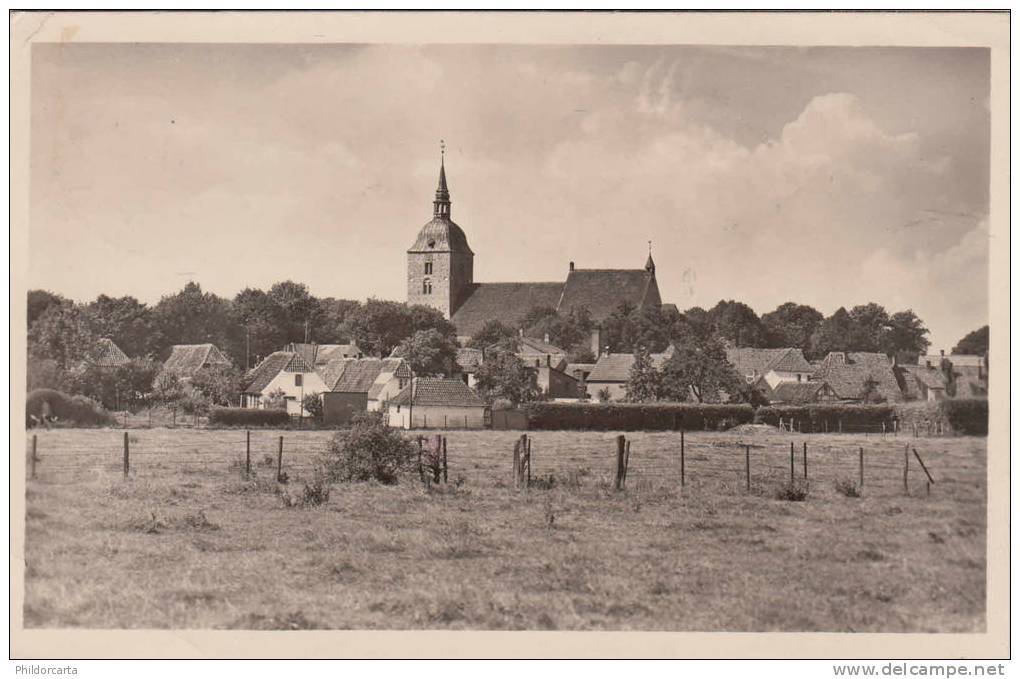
[423,279,432,295]
[424,262,433,275]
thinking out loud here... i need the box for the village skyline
[29,43,990,353]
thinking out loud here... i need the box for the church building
[407,152,664,345]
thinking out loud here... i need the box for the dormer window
[424,262,433,275]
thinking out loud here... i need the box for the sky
[29,43,990,352]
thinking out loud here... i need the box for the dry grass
[21,428,986,631]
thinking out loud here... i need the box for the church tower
[407,146,474,318]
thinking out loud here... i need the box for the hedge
[208,407,291,427]
[26,388,116,427]
[940,399,988,436]
[522,402,754,431]
[755,404,896,432]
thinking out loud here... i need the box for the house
[585,346,675,401]
[284,342,363,366]
[899,365,947,402]
[506,335,569,371]
[163,343,232,378]
[240,351,328,415]
[318,357,413,425]
[725,347,814,388]
[919,351,986,381]
[404,154,666,347]
[530,358,580,399]
[453,347,484,388]
[813,352,904,403]
[81,337,130,370]
[388,377,488,429]
[764,380,839,405]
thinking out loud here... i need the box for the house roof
[767,381,831,405]
[390,378,487,408]
[91,338,130,368]
[367,358,412,400]
[726,347,813,377]
[163,344,232,376]
[954,376,988,398]
[455,347,484,372]
[557,268,661,322]
[813,352,903,402]
[318,357,411,394]
[901,365,947,390]
[285,342,362,366]
[566,362,596,376]
[242,351,315,394]
[587,347,674,383]
[451,282,564,338]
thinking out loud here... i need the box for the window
[295,374,303,387]
[424,262,433,275]
[422,279,432,294]
[797,374,802,382]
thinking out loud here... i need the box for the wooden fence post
[123,431,130,478]
[276,436,284,482]
[903,445,909,495]
[417,436,424,481]
[623,439,631,488]
[859,446,864,488]
[912,448,935,494]
[442,436,448,483]
[31,434,37,480]
[513,435,523,489]
[245,429,251,478]
[789,442,795,485]
[680,429,685,488]
[744,444,751,491]
[525,436,531,488]
[838,419,842,434]
[615,435,626,491]
[802,441,808,479]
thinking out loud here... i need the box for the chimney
[940,349,945,358]
[590,326,603,358]
[569,261,575,272]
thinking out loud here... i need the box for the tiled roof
[920,354,985,368]
[451,283,564,337]
[455,347,484,372]
[390,378,486,408]
[367,358,412,400]
[901,365,947,391]
[163,344,232,376]
[92,338,130,368]
[768,381,831,405]
[587,347,674,383]
[813,352,903,402]
[726,347,813,377]
[319,357,408,394]
[566,362,596,376]
[557,268,661,322]
[407,217,473,254]
[284,343,361,366]
[331,359,387,393]
[954,376,988,398]
[242,351,314,394]
[317,358,355,392]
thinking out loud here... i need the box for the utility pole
[245,326,251,372]
[304,319,310,344]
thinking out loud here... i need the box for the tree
[709,300,768,348]
[602,302,672,354]
[231,287,288,366]
[302,392,324,421]
[467,319,519,350]
[848,303,891,352]
[391,329,459,377]
[624,346,662,402]
[808,307,858,358]
[264,387,288,410]
[151,371,186,413]
[189,365,243,407]
[27,289,71,327]
[473,350,541,406]
[85,294,159,357]
[316,297,361,343]
[112,358,161,411]
[27,357,67,392]
[151,282,234,360]
[761,302,823,351]
[952,325,989,356]
[882,310,930,363]
[340,300,456,358]
[28,304,100,369]
[658,333,741,403]
[267,280,320,344]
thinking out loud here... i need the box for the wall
[367,375,410,412]
[585,381,627,402]
[765,370,814,388]
[407,250,474,318]
[536,366,579,399]
[249,369,328,417]
[323,392,369,426]
[388,404,487,429]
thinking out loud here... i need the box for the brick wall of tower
[407,250,473,319]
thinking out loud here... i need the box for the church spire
[645,240,655,273]
[433,140,451,218]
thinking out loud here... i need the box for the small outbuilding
[240,351,328,416]
[388,377,488,429]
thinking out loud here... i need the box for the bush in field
[941,399,988,435]
[834,477,861,498]
[318,412,416,484]
[774,483,809,502]
[522,402,753,431]
[26,388,116,427]
[208,407,291,427]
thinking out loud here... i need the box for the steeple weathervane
[434,139,451,218]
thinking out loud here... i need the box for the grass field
[21,427,986,631]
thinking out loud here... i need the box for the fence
[25,428,970,500]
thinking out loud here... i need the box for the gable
[557,269,660,322]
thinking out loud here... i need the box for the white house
[388,377,488,429]
[585,346,675,401]
[726,347,814,388]
[240,351,329,416]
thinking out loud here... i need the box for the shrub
[208,407,290,427]
[774,482,809,502]
[302,392,324,421]
[834,477,861,498]
[318,412,416,484]
[521,402,754,431]
[941,399,988,436]
[755,404,895,432]
[26,388,116,427]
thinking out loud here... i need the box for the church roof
[557,268,661,322]
[451,282,564,337]
[408,217,473,254]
